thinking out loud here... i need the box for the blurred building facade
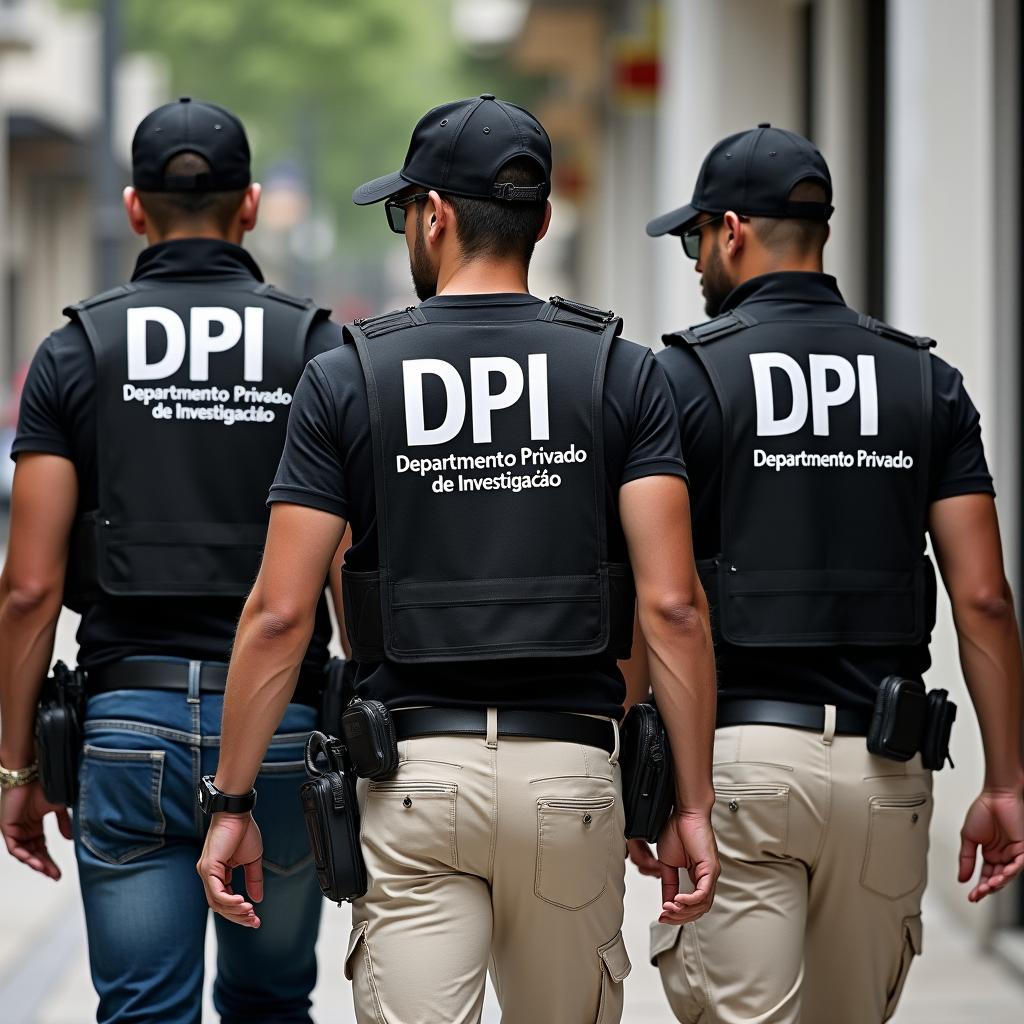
[483,0,1024,962]
[0,0,164,397]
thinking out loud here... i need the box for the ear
[123,187,147,236]
[722,210,746,257]
[237,183,261,233]
[425,189,448,245]
[535,200,553,243]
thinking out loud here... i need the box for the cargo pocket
[861,793,931,898]
[78,744,165,865]
[650,922,707,1023]
[596,931,631,1023]
[882,913,923,1021]
[363,780,458,870]
[344,921,385,1023]
[712,781,790,858]
[256,757,313,875]
[535,795,615,910]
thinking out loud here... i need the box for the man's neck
[145,227,242,247]
[436,255,530,296]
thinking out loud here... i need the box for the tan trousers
[652,719,932,1024]
[345,726,631,1024]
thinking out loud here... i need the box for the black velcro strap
[354,307,426,339]
[858,314,935,349]
[677,309,758,346]
[392,708,616,754]
[492,182,546,201]
[717,699,872,736]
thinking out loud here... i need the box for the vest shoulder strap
[63,283,139,318]
[537,295,623,337]
[344,306,427,343]
[663,308,759,347]
[250,282,320,311]
[858,313,936,349]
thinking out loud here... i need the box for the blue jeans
[73,670,322,1024]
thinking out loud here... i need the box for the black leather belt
[717,699,873,736]
[87,660,320,708]
[392,708,616,755]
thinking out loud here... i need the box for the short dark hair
[136,152,246,234]
[750,180,830,255]
[443,156,548,264]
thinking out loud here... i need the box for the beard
[700,241,733,318]
[410,220,438,301]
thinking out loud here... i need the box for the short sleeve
[268,359,349,517]
[11,335,73,460]
[621,350,688,484]
[930,360,994,502]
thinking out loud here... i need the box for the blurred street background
[1,0,1023,1020]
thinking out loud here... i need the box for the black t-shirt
[12,239,341,674]
[269,293,687,717]
[656,272,994,711]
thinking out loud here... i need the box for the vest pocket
[78,744,165,865]
[535,795,615,910]
[861,794,931,899]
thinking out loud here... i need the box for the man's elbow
[642,591,709,639]
[1,577,63,621]
[959,581,1016,624]
[242,588,313,647]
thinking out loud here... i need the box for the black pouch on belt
[34,660,86,806]
[619,702,675,842]
[867,675,927,762]
[300,731,367,904]
[340,698,399,780]
[920,688,957,770]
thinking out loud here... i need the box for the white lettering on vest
[403,355,550,446]
[750,352,879,437]
[125,306,266,382]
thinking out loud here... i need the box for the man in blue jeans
[0,99,342,1023]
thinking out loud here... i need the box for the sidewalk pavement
[0,607,1022,1021]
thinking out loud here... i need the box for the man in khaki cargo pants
[628,124,1024,1023]
[197,95,721,1024]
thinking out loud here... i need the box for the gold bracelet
[0,760,39,791]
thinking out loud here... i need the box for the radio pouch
[299,731,367,904]
[34,661,86,806]
[340,698,399,780]
[867,675,927,762]
[921,688,957,771]
[619,702,675,842]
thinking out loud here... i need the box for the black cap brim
[352,170,410,205]
[646,202,701,237]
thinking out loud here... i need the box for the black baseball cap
[132,97,251,192]
[647,123,833,237]
[353,94,552,205]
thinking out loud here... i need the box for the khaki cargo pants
[345,724,631,1023]
[652,716,932,1024]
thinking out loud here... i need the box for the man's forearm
[954,589,1023,790]
[214,600,315,795]
[640,591,717,814]
[0,576,62,767]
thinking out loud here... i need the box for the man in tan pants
[628,124,1024,1023]
[197,95,721,1024]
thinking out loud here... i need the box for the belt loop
[187,660,202,705]
[822,704,836,746]
[486,707,498,749]
[608,718,620,766]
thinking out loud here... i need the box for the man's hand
[656,810,719,924]
[1,782,72,880]
[197,812,265,928]
[958,788,1024,902]
[626,837,662,877]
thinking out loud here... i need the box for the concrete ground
[0,593,1022,1021]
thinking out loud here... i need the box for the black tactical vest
[342,298,635,664]
[63,279,326,603]
[665,310,937,647]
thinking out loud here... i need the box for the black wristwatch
[197,775,257,816]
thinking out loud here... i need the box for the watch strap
[0,760,40,790]
[199,775,257,815]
